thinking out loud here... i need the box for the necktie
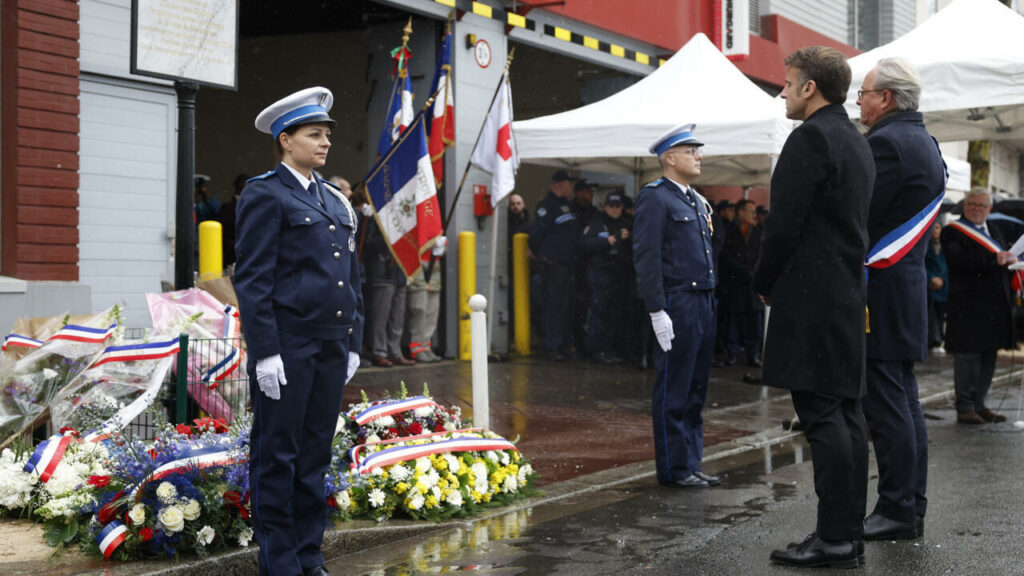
[307,181,323,206]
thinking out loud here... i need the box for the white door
[78,76,176,327]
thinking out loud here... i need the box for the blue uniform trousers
[652,289,716,482]
[249,330,350,576]
[864,359,928,523]
[791,390,869,541]
[543,261,574,355]
[587,267,627,357]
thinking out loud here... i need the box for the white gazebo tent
[844,0,1024,143]
[513,33,794,187]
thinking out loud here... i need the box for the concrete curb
[140,364,1022,575]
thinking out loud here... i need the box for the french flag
[364,113,443,280]
[96,521,128,558]
[377,71,414,158]
[427,29,454,187]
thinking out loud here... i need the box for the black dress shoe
[786,534,864,565]
[863,512,918,540]
[748,357,762,368]
[659,474,709,488]
[305,566,330,576]
[693,470,721,486]
[770,534,859,568]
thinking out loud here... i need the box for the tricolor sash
[1,333,43,352]
[23,432,77,482]
[348,429,518,475]
[865,191,945,269]
[128,440,244,498]
[96,520,128,559]
[946,220,1002,253]
[90,338,181,368]
[350,396,440,426]
[48,323,117,344]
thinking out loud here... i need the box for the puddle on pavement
[330,440,806,575]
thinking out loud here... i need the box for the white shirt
[281,162,312,191]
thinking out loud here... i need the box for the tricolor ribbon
[946,220,1003,253]
[350,396,440,426]
[23,431,77,482]
[128,441,244,499]
[96,520,128,559]
[90,338,181,368]
[865,191,945,269]
[48,323,117,344]
[1,333,43,351]
[201,347,241,388]
[349,430,518,475]
[223,305,240,338]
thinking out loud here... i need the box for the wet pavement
[330,365,1024,575]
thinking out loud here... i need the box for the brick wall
[1,0,80,280]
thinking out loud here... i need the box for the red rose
[175,423,193,435]
[87,475,111,488]
[59,426,80,437]
[326,494,337,508]
[434,423,446,432]
[97,502,118,524]
[408,422,422,435]
[138,527,154,542]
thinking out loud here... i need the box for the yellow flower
[415,481,429,495]
[395,482,410,494]
[438,478,449,489]
[471,490,483,503]
[425,495,439,508]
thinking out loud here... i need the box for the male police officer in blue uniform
[633,124,720,489]
[234,87,363,576]
[529,170,581,361]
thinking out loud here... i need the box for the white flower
[73,462,91,476]
[155,482,177,503]
[500,452,510,466]
[368,488,386,508]
[0,449,38,509]
[413,406,434,418]
[415,457,431,473]
[377,415,395,427]
[181,498,201,520]
[335,416,348,436]
[424,468,441,489]
[159,505,185,533]
[372,466,385,477]
[517,464,533,484]
[502,474,519,493]
[446,490,464,507]
[408,493,425,510]
[472,462,489,494]
[42,368,58,380]
[443,421,457,431]
[444,454,461,474]
[128,504,147,525]
[335,491,351,509]
[237,526,254,547]
[485,451,499,462]
[389,465,410,482]
[431,486,442,501]
[366,434,381,444]
[196,525,216,546]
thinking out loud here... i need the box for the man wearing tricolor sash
[941,188,1016,426]
[856,58,946,542]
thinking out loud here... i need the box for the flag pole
[424,48,515,284]
[486,197,505,352]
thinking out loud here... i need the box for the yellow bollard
[512,233,531,355]
[198,220,223,281]
[458,231,476,360]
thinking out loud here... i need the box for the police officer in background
[234,87,362,576]
[582,192,633,364]
[634,124,720,489]
[529,170,581,361]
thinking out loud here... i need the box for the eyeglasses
[964,202,991,209]
[857,88,885,99]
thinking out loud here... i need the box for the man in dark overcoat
[719,199,764,367]
[753,47,875,569]
[856,57,947,541]
[941,187,1016,424]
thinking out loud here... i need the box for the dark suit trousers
[954,350,998,413]
[791,391,868,541]
[863,360,928,523]
[543,261,573,354]
[250,331,350,576]
[652,289,716,482]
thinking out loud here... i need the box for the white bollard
[468,294,489,431]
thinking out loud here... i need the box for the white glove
[346,351,360,384]
[432,235,448,257]
[650,310,675,352]
[255,354,287,400]
[361,203,374,217]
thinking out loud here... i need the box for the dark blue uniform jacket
[529,191,581,265]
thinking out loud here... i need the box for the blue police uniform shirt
[632,177,716,312]
[528,191,581,265]
[234,162,364,360]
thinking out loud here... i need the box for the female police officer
[234,86,363,576]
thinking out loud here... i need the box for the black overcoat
[719,223,764,314]
[940,220,1015,353]
[864,111,946,361]
[752,104,875,399]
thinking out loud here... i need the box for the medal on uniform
[349,233,356,252]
